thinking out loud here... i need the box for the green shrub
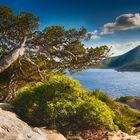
[118,104,140,125]
[92,90,140,134]
[115,96,134,103]
[77,97,117,130]
[114,115,132,134]
[12,75,116,131]
[92,89,115,108]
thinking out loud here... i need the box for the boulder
[0,103,14,112]
[0,107,48,140]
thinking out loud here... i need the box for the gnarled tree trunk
[0,46,26,73]
[0,37,27,73]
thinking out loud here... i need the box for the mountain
[106,45,140,71]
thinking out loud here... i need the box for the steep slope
[107,45,140,71]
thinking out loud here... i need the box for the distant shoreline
[91,68,140,72]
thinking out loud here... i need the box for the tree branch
[24,56,44,81]
[1,35,19,48]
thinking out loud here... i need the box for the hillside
[106,45,140,71]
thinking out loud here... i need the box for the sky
[0,0,140,55]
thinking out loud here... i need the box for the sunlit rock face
[0,106,48,140]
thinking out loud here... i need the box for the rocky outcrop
[127,98,140,111]
[0,104,67,140]
[66,129,140,140]
[0,107,48,140]
[116,96,140,111]
[103,130,140,140]
[0,103,14,112]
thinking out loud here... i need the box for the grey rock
[0,108,48,140]
[0,103,14,112]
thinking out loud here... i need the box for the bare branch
[18,59,26,76]
[24,56,44,81]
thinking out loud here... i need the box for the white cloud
[86,13,140,55]
[100,13,140,35]
[108,41,140,56]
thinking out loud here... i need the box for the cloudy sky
[0,0,140,55]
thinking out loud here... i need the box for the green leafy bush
[92,89,115,108]
[12,75,116,131]
[77,97,117,130]
[92,90,140,134]
[115,96,134,103]
[114,115,132,134]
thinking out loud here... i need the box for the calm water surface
[68,69,140,98]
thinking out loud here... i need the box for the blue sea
[68,69,140,98]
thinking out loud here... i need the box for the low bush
[12,75,117,131]
[92,89,115,108]
[12,74,140,134]
[114,115,132,134]
[115,96,134,103]
[92,90,140,133]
